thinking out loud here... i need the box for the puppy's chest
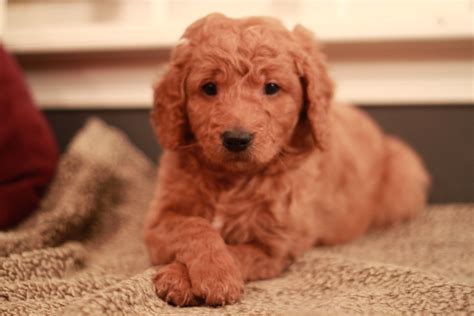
[208,182,292,244]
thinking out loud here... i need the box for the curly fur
[144,13,430,306]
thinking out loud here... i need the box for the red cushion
[0,45,59,229]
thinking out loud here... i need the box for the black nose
[221,129,253,152]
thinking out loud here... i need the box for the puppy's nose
[221,129,253,152]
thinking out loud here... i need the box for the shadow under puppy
[144,13,430,307]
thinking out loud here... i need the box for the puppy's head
[152,13,333,172]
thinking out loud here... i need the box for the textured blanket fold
[1,118,472,315]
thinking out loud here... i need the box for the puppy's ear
[152,14,227,150]
[151,42,192,150]
[291,25,334,150]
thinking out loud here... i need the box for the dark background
[44,105,474,203]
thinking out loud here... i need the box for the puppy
[144,13,430,306]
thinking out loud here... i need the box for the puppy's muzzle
[221,129,253,152]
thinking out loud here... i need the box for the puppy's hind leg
[372,136,430,227]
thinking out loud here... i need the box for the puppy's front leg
[146,212,244,306]
[228,243,292,282]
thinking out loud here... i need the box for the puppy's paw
[189,251,244,306]
[154,261,197,306]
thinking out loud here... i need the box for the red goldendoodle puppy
[144,13,430,306]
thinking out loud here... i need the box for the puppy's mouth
[224,149,252,162]
[219,147,257,171]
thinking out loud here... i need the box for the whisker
[273,111,299,119]
[176,142,199,150]
[277,153,288,171]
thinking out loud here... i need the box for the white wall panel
[4,0,473,108]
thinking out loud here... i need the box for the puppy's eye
[264,82,280,95]
[201,82,218,96]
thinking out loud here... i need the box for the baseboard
[44,105,474,203]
